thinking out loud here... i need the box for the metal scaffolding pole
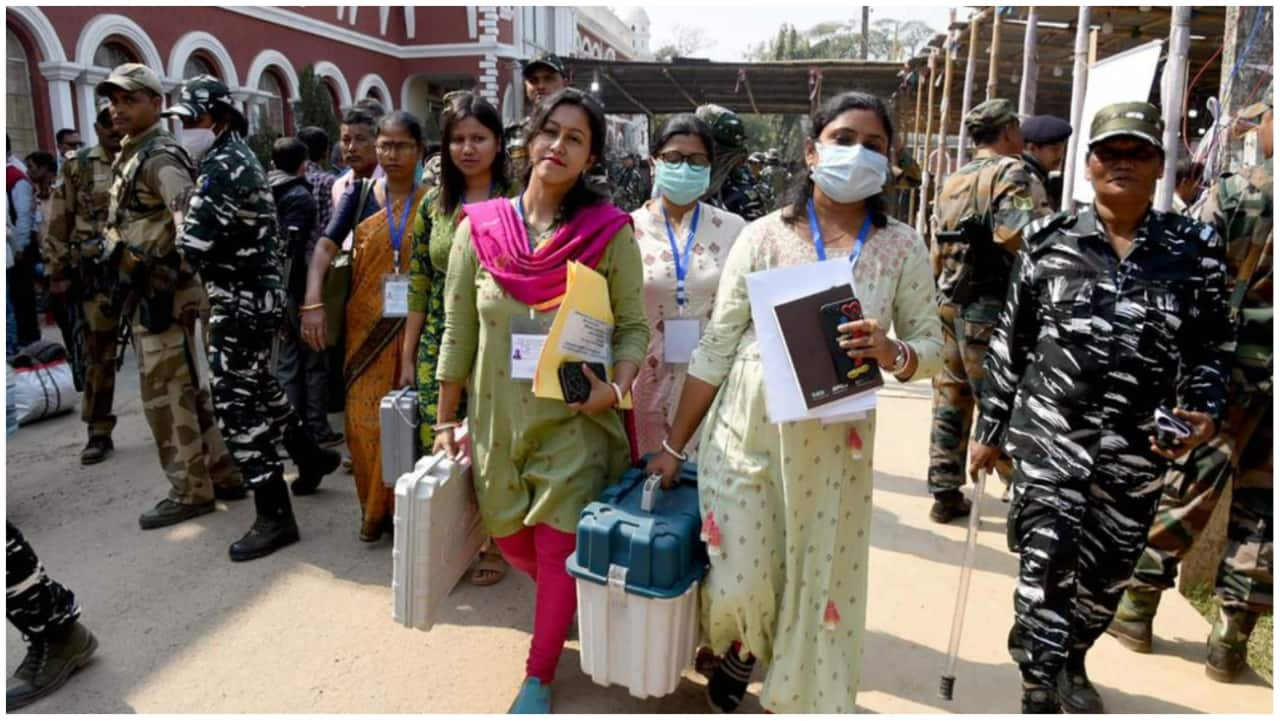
[1155,6,1192,212]
[917,49,938,236]
[1019,7,1039,116]
[909,65,925,221]
[1060,7,1091,211]
[957,10,983,166]
[935,17,957,199]
[986,10,1001,101]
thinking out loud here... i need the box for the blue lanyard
[661,204,701,308]
[807,198,872,270]
[386,182,417,270]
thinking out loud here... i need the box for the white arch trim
[7,6,67,63]
[244,49,300,101]
[399,75,419,114]
[75,13,163,71]
[313,61,352,108]
[355,73,393,109]
[167,31,239,87]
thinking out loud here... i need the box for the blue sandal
[508,677,552,714]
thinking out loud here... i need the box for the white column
[77,67,109,147]
[38,61,82,143]
[1060,7,1091,212]
[1154,7,1192,213]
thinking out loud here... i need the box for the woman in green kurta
[434,88,649,714]
[401,93,515,586]
[649,92,944,713]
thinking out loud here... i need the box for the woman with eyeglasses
[630,114,746,460]
[434,88,648,713]
[300,111,430,542]
[402,92,516,586]
[647,92,943,713]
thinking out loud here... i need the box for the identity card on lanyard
[807,198,871,286]
[382,185,416,318]
[662,205,703,364]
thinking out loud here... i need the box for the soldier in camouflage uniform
[505,52,569,181]
[927,99,1049,524]
[695,104,769,221]
[43,104,123,466]
[164,76,341,562]
[610,153,648,212]
[1020,114,1072,211]
[1110,87,1273,683]
[761,148,790,209]
[972,102,1233,713]
[96,64,244,531]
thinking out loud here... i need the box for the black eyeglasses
[655,150,711,168]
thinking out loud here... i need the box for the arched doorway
[6,26,39,155]
[400,73,477,140]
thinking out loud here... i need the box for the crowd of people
[4,45,1272,717]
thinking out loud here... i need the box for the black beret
[1022,115,1073,145]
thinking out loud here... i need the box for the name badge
[663,317,702,364]
[383,274,409,318]
[510,315,552,381]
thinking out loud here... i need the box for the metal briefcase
[379,387,418,488]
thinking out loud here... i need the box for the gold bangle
[299,302,325,312]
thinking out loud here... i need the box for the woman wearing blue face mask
[630,114,747,460]
[647,92,944,713]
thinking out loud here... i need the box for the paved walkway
[5,351,1272,713]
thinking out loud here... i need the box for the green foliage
[246,128,280,170]
[295,65,340,146]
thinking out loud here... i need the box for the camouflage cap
[695,104,747,149]
[95,63,164,97]
[523,52,566,79]
[765,148,780,162]
[964,98,1019,136]
[1239,83,1273,120]
[1088,101,1164,149]
[162,75,239,120]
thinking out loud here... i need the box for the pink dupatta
[462,198,632,310]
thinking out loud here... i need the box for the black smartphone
[1154,407,1192,450]
[559,362,608,404]
[819,298,877,384]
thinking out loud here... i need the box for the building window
[6,26,37,155]
[93,41,134,70]
[257,70,286,136]
[183,53,216,80]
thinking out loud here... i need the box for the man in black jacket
[269,137,336,446]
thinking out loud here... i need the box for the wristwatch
[891,341,909,373]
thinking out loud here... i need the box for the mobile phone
[559,361,608,404]
[819,298,877,383]
[1154,407,1192,450]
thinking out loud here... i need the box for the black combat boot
[1205,608,1257,682]
[79,436,113,466]
[1056,650,1104,714]
[930,490,972,524]
[283,427,342,496]
[1021,684,1060,713]
[6,621,98,711]
[229,477,299,562]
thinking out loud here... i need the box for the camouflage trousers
[1129,397,1273,613]
[132,282,241,505]
[80,292,119,440]
[928,301,1012,494]
[206,292,304,488]
[1008,455,1165,686]
[6,522,79,639]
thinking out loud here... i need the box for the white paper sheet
[557,309,613,365]
[745,259,879,424]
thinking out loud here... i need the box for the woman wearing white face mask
[647,92,943,713]
[630,114,747,460]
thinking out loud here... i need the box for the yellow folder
[532,261,632,409]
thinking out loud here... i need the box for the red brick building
[6,5,651,152]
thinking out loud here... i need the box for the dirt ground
[4,343,1273,713]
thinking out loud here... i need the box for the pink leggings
[493,524,578,683]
